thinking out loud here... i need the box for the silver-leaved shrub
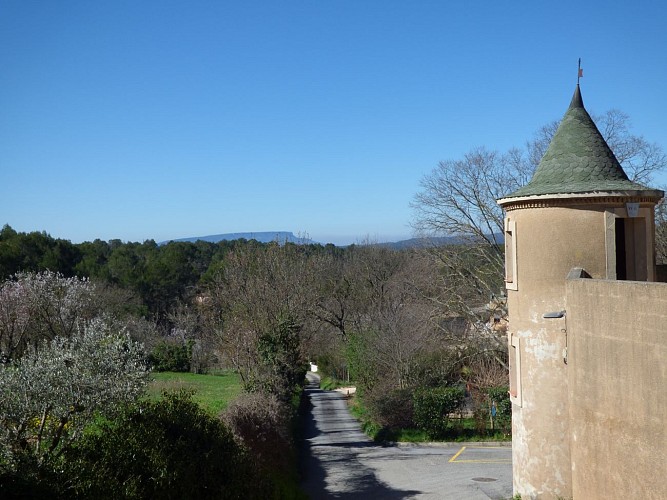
[0,317,149,469]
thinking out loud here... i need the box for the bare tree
[411,109,666,366]
[310,250,362,341]
[466,355,509,392]
[596,109,667,184]
[346,249,427,389]
[200,243,314,398]
[410,149,515,357]
[412,148,514,248]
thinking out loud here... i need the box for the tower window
[509,333,522,407]
[505,218,518,290]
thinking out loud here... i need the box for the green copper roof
[503,85,652,199]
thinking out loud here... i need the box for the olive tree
[0,318,149,469]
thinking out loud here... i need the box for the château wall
[566,278,667,500]
[506,205,609,497]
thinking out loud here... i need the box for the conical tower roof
[500,85,660,201]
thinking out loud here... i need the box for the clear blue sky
[2,1,666,245]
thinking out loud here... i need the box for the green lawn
[148,371,243,415]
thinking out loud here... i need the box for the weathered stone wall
[507,206,608,498]
[566,278,667,500]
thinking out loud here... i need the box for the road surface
[299,373,512,499]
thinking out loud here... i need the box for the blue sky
[2,1,666,245]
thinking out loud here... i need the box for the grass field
[148,371,243,415]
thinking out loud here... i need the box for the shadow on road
[299,375,421,499]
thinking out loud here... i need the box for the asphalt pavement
[299,373,512,499]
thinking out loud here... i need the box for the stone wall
[566,278,667,499]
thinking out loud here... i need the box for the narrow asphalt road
[299,373,512,499]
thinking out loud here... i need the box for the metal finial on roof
[577,58,583,85]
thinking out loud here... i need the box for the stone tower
[497,85,663,499]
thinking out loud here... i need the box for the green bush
[315,353,348,382]
[345,330,379,391]
[413,386,465,438]
[245,316,307,403]
[486,386,511,432]
[61,390,265,499]
[149,340,193,372]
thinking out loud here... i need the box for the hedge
[413,386,465,438]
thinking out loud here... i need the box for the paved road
[300,373,512,499]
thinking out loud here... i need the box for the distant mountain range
[161,232,502,248]
[161,231,315,245]
[376,236,467,249]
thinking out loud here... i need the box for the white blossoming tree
[0,271,98,363]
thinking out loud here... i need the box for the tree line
[1,226,512,435]
[0,225,344,320]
